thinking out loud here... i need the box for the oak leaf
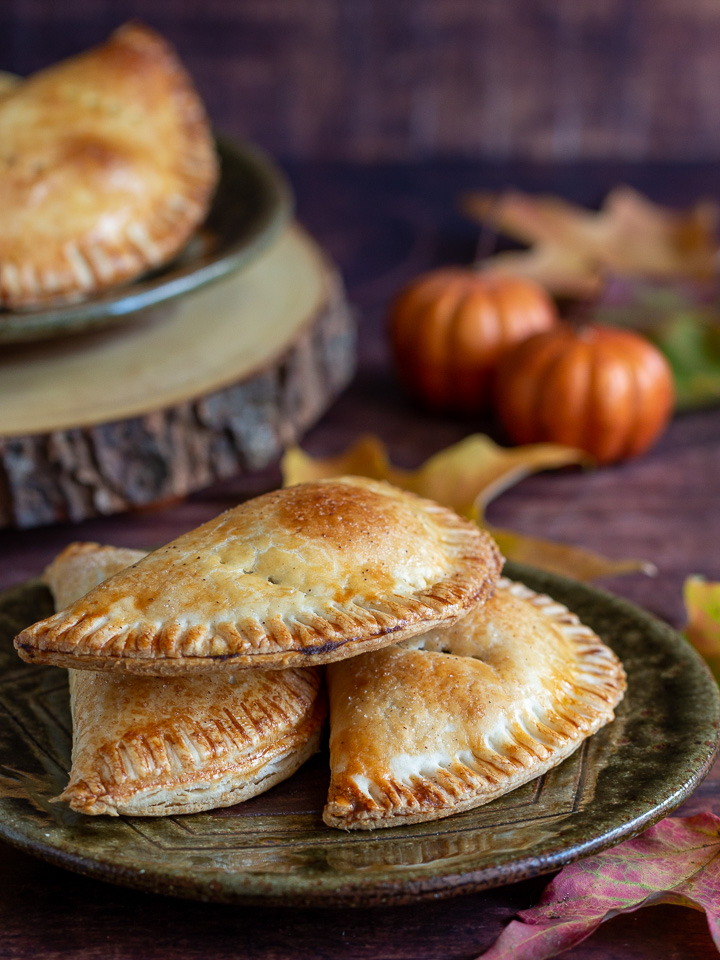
[282,435,392,487]
[462,186,719,299]
[391,434,590,520]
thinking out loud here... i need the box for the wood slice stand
[0,225,356,529]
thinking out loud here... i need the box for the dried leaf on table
[461,186,720,298]
[394,435,590,520]
[489,525,656,582]
[282,434,587,519]
[476,813,720,959]
[281,435,393,486]
[684,576,720,682]
[0,72,19,99]
[281,435,652,581]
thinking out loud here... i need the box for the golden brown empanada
[44,543,326,817]
[0,22,218,309]
[16,478,502,675]
[323,577,626,830]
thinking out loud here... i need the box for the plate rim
[0,562,718,908]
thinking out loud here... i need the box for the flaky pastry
[323,577,626,829]
[45,543,326,816]
[16,477,502,675]
[0,22,218,308]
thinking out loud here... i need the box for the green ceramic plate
[0,562,717,907]
[0,136,293,344]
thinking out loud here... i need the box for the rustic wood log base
[0,225,356,529]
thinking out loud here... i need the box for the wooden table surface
[1,161,720,959]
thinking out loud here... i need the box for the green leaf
[652,314,720,410]
[684,576,720,682]
[595,280,720,411]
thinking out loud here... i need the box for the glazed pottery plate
[0,562,717,907]
[0,136,293,344]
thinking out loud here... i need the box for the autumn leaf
[462,186,719,299]
[653,314,720,410]
[281,435,653,581]
[282,435,393,486]
[489,526,655,582]
[477,813,720,959]
[392,435,590,520]
[0,72,19,99]
[282,434,587,520]
[684,577,720,682]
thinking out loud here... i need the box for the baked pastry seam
[16,478,503,673]
[43,542,326,817]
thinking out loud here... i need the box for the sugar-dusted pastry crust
[0,22,218,309]
[44,543,326,817]
[323,577,626,830]
[16,477,503,675]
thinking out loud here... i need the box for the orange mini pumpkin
[494,324,675,465]
[388,268,558,413]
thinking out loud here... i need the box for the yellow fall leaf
[0,72,19,99]
[684,576,720,682]
[281,433,653,582]
[282,435,392,486]
[282,433,588,520]
[489,525,656,581]
[408,435,590,519]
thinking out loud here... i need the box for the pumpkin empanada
[323,577,626,830]
[0,22,218,309]
[45,543,326,817]
[16,477,502,675]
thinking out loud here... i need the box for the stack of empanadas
[14,476,625,829]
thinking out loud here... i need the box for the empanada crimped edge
[323,577,626,830]
[16,478,504,674]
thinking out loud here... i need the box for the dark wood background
[3,0,720,162]
[3,4,720,957]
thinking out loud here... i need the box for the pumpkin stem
[563,289,600,331]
